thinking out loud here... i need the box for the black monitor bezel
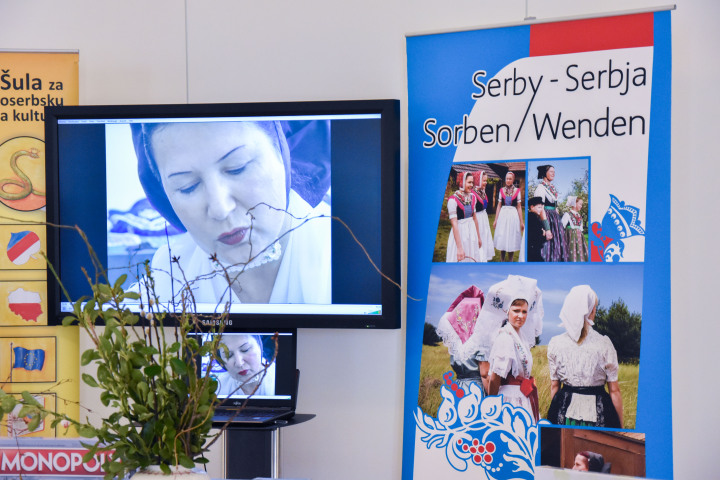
[44,99,401,329]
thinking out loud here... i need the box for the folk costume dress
[435,286,486,393]
[446,190,485,262]
[561,209,589,262]
[534,181,567,262]
[489,322,540,423]
[476,275,544,423]
[493,186,522,253]
[473,186,495,261]
[546,285,621,428]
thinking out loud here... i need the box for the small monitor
[192,329,297,409]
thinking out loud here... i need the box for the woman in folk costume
[546,285,623,428]
[435,285,488,393]
[446,171,485,262]
[472,171,495,261]
[561,196,589,262]
[476,275,544,423]
[492,171,523,262]
[534,164,568,262]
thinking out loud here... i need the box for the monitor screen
[44,100,400,329]
[192,330,297,407]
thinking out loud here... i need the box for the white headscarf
[567,196,577,208]
[559,285,598,342]
[475,275,544,350]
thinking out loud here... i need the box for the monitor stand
[222,414,315,479]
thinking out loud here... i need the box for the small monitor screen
[193,330,297,404]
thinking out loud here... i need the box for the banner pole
[406,4,676,37]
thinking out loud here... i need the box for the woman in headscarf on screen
[131,120,332,306]
[546,285,623,428]
[445,171,484,262]
[215,334,276,396]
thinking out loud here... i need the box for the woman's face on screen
[151,122,287,266]
[220,335,263,382]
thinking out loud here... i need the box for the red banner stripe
[529,13,654,56]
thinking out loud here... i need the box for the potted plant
[0,226,274,480]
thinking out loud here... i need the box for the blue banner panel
[404,11,671,480]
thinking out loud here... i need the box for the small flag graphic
[12,346,45,371]
[8,288,43,322]
[6,231,41,265]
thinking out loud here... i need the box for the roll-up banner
[404,10,671,480]
[0,51,80,437]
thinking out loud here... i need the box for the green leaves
[82,373,99,388]
[1,394,18,412]
[81,348,101,366]
[144,364,162,377]
[170,358,188,375]
[30,224,247,480]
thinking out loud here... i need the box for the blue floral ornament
[491,296,504,310]
[415,375,547,479]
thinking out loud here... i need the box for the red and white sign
[0,447,109,476]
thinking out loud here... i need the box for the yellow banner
[0,51,79,437]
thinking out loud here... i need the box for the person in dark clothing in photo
[527,196,551,262]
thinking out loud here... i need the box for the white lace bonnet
[475,274,544,350]
[559,285,598,342]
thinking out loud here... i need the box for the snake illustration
[0,147,45,200]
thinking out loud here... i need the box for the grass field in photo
[417,344,638,429]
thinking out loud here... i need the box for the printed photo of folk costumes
[546,285,623,428]
[562,196,589,262]
[493,172,524,262]
[534,164,567,262]
[445,171,485,262]
[472,171,495,261]
[476,275,544,423]
[435,285,488,393]
[527,196,549,262]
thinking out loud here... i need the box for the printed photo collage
[421,157,647,476]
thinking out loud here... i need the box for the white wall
[1,0,718,478]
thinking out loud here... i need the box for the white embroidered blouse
[547,328,619,387]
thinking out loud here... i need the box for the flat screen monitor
[191,329,297,408]
[44,100,400,329]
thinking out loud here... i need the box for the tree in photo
[593,299,641,363]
